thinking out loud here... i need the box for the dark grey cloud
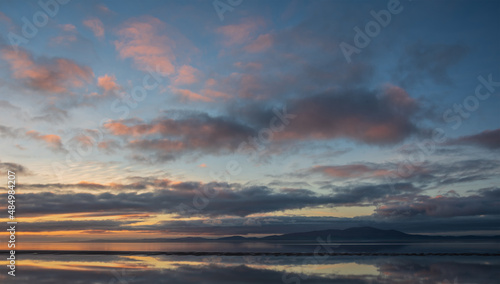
[128,214,500,236]
[105,113,256,162]
[32,106,69,124]
[0,160,29,174]
[236,86,420,146]
[0,124,22,138]
[20,220,136,232]
[17,181,421,217]
[17,184,332,217]
[450,128,500,149]
[375,187,500,218]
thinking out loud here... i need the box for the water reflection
[1,254,498,283]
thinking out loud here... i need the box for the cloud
[96,3,113,14]
[238,86,419,145]
[451,128,500,149]
[172,65,201,85]
[51,24,78,45]
[0,161,30,175]
[172,88,212,102]
[16,180,422,217]
[25,130,65,152]
[311,164,392,179]
[245,33,273,53]
[0,11,12,25]
[21,220,135,232]
[83,17,105,38]
[114,16,176,75]
[17,183,335,217]
[32,106,69,124]
[60,24,76,32]
[97,74,121,93]
[130,214,500,236]
[105,113,255,160]
[102,85,420,162]
[1,48,93,94]
[97,139,121,154]
[376,187,500,218]
[0,124,22,138]
[217,18,265,46]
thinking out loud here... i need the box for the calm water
[2,242,499,283]
[14,241,500,254]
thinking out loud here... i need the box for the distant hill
[87,226,500,243]
[262,226,415,241]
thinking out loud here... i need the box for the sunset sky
[0,0,499,242]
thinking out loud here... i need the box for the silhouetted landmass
[87,227,500,243]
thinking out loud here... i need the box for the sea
[1,242,499,283]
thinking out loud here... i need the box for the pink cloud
[268,88,419,145]
[105,115,255,160]
[114,16,176,75]
[104,122,137,136]
[217,18,265,46]
[312,164,392,178]
[52,35,77,45]
[202,89,231,99]
[173,65,200,85]
[245,33,273,53]
[383,84,417,111]
[172,88,212,102]
[1,49,93,94]
[51,24,78,45]
[60,24,76,32]
[83,18,105,38]
[97,4,113,14]
[0,11,12,25]
[97,74,121,93]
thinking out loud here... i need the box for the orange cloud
[114,16,175,75]
[83,17,105,38]
[104,122,136,136]
[26,130,64,151]
[1,49,93,93]
[97,74,121,93]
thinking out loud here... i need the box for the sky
[0,0,499,242]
